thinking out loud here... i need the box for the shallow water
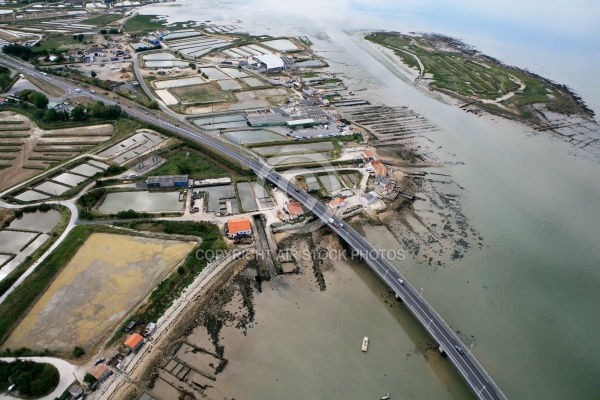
[141,2,600,398]
[98,191,183,213]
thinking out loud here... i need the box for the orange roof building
[124,332,144,353]
[329,197,346,209]
[362,149,376,160]
[286,201,305,220]
[226,217,252,238]
[90,364,111,382]
[371,160,388,178]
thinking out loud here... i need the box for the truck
[89,90,95,94]
[75,88,81,93]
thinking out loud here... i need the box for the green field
[35,34,86,52]
[147,150,233,178]
[123,15,187,36]
[80,13,123,27]
[169,83,236,104]
[365,32,586,118]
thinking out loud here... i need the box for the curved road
[0,55,507,400]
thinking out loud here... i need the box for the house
[285,201,305,220]
[329,197,346,209]
[0,97,5,105]
[68,385,83,399]
[371,160,388,181]
[124,332,144,353]
[66,49,84,59]
[226,217,252,238]
[90,364,111,382]
[362,149,376,161]
[360,191,379,206]
[340,189,354,198]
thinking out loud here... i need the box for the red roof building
[124,333,144,353]
[286,201,305,220]
[226,218,252,238]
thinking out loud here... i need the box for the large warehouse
[146,175,189,188]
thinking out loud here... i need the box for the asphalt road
[0,55,507,400]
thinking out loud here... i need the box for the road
[0,55,507,400]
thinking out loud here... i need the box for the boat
[380,395,391,400]
[362,336,369,352]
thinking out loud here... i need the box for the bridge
[0,55,507,400]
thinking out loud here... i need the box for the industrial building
[254,54,284,73]
[226,217,252,238]
[245,108,288,127]
[146,175,189,188]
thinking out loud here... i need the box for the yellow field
[4,233,195,353]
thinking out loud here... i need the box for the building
[68,385,83,399]
[340,189,354,197]
[90,364,111,382]
[146,175,188,188]
[286,201,305,220]
[360,191,379,206]
[88,46,106,57]
[143,322,156,337]
[362,149,376,161]
[255,54,284,73]
[245,108,288,127]
[124,332,144,353]
[226,217,252,238]
[371,160,388,181]
[286,118,318,128]
[329,197,346,209]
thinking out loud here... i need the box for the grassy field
[147,150,234,178]
[80,13,123,27]
[170,83,236,104]
[25,73,64,97]
[365,32,587,118]
[35,34,84,52]
[123,15,187,36]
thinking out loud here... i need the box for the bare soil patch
[3,233,195,354]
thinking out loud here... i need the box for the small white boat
[362,336,369,352]
[380,395,391,400]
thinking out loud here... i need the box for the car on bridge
[454,345,465,354]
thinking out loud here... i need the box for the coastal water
[141,1,600,398]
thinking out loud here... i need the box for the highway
[0,55,507,400]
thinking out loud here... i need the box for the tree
[43,108,59,122]
[72,346,85,358]
[90,70,97,78]
[188,62,196,69]
[148,100,159,110]
[70,105,87,121]
[31,92,49,109]
[83,373,97,385]
[77,34,84,42]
